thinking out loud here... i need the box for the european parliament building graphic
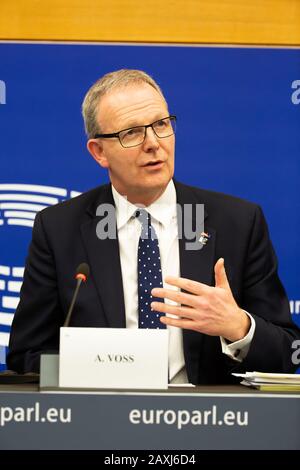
[0,184,80,369]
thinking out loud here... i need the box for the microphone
[63,263,90,327]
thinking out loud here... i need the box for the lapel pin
[199,231,211,246]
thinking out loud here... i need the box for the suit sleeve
[7,211,63,373]
[229,205,300,374]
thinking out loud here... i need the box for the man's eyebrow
[120,121,143,129]
[120,115,167,130]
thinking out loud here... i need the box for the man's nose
[143,126,159,150]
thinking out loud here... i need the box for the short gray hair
[81,69,167,139]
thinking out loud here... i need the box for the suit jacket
[7,181,300,383]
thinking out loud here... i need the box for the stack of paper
[232,372,300,391]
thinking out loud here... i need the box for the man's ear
[87,139,109,169]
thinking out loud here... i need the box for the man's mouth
[143,160,164,167]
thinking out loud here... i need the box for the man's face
[87,83,175,206]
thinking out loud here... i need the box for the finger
[151,301,197,319]
[164,276,211,295]
[159,315,197,331]
[214,258,230,290]
[151,287,199,308]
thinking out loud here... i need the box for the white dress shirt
[112,180,255,383]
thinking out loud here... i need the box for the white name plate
[59,327,168,389]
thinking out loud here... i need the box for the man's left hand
[151,258,250,342]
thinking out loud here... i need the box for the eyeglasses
[94,115,176,148]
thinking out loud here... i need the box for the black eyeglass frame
[93,115,177,148]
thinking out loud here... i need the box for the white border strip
[0,388,299,397]
[38,390,300,397]
[0,40,299,50]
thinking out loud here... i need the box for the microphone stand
[63,276,85,327]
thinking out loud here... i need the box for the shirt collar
[112,180,177,230]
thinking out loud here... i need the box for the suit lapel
[175,181,216,286]
[80,184,126,328]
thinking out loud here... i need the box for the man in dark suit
[7,69,300,383]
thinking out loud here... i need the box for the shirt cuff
[220,311,256,362]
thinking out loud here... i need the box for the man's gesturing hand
[151,258,250,342]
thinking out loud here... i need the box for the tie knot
[135,209,158,240]
[135,209,150,228]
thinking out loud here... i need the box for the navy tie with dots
[136,209,166,329]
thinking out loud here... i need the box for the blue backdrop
[0,42,299,368]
